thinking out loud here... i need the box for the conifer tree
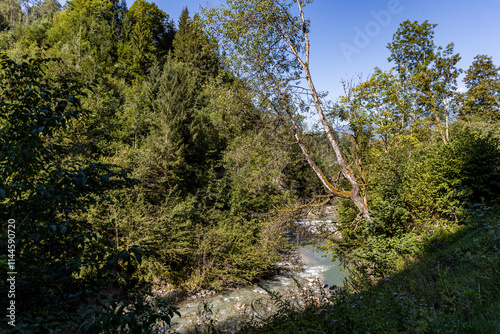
[460,54,500,121]
[126,0,174,73]
[173,7,220,87]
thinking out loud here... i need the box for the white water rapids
[164,234,346,333]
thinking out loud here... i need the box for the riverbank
[156,241,345,333]
[232,223,500,333]
[149,243,306,305]
[144,216,342,333]
[151,215,339,304]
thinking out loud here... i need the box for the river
[164,238,346,333]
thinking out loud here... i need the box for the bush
[330,127,500,282]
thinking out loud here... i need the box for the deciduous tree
[0,0,22,30]
[388,20,461,144]
[204,0,371,220]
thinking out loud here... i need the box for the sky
[136,0,500,100]
[61,0,500,100]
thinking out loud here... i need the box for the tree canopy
[460,54,500,121]
[204,0,371,220]
[1,0,499,332]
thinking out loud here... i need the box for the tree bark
[295,0,371,220]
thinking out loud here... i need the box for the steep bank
[234,223,500,333]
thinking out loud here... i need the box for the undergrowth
[188,206,500,334]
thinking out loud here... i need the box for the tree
[133,58,218,200]
[128,4,156,72]
[173,8,220,86]
[17,0,62,22]
[0,0,22,31]
[128,0,174,65]
[460,55,500,121]
[387,20,461,143]
[0,54,176,331]
[47,0,126,69]
[204,0,371,220]
[387,20,437,79]
[352,69,408,152]
[93,53,294,287]
[66,0,120,22]
[38,0,61,19]
[433,43,462,140]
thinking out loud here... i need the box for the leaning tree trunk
[305,69,371,220]
[296,0,371,221]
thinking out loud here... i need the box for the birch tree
[204,0,371,220]
[388,20,461,144]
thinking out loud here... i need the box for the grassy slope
[235,223,500,333]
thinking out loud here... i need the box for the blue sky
[60,0,500,100]
[132,0,500,100]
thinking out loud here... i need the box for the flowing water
[298,243,346,286]
[165,240,346,333]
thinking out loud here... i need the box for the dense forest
[0,0,499,332]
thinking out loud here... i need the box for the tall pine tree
[173,7,220,88]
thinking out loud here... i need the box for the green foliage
[462,200,500,244]
[173,8,220,87]
[37,0,62,20]
[129,58,220,200]
[71,7,300,290]
[79,291,180,333]
[459,54,500,121]
[4,2,500,332]
[47,2,122,70]
[194,214,285,288]
[128,0,173,50]
[78,74,126,155]
[224,128,302,214]
[327,20,499,283]
[386,20,461,144]
[126,0,174,74]
[0,54,175,332]
[387,20,438,76]
[438,127,500,203]
[66,0,121,22]
[8,18,52,48]
[0,0,22,32]
[330,123,500,282]
[232,220,500,334]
